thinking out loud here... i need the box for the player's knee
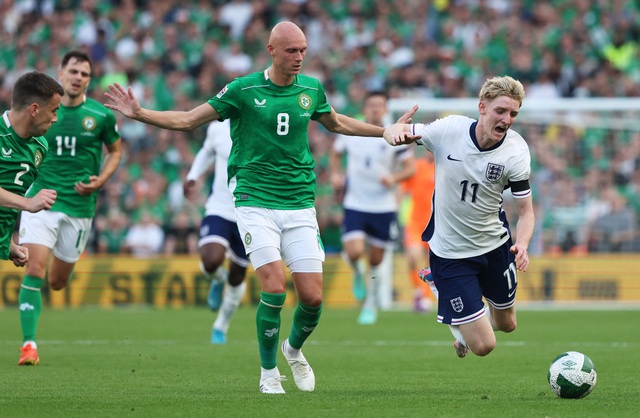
[299,295,323,308]
[201,258,223,274]
[48,277,69,291]
[470,340,496,357]
[499,318,517,333]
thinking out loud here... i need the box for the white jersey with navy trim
[413,115,531,258]
[333,135,413,213]
[186,120,236,221]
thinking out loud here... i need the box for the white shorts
[235,206,325,269]
[19,210,93,263]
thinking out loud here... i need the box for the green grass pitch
[0,306,638,417]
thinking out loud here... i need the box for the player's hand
[75,176,103,196]
[380,174,395,188]
[396,105,419,124]
[330,172,344,190]
[183,179,197,199]
[385,131,422,146]
[104,83,142,119]
[24,188,56,212]
[510,244,529,272]
[9,241,29,267]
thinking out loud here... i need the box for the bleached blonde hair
[478,76,525,107]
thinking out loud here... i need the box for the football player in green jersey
[1,71,62,267]
[106,21,417,394]
[17,51,122,366]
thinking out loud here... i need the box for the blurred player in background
[330,91,415,325]
[183,119,250,345]
[399,150,435,313]
[384,76,534,359]
[18,51,122,366]
[105,21,417,394]
[0,72,61,267]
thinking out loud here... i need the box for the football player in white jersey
[383,76,534,358]
[330,91,416,324]
[183,120,250,344]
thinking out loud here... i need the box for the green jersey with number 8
[208,69,332,210]
[0,111,49,259]
[26,97,120,218]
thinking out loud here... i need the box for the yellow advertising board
[1,254,639,308]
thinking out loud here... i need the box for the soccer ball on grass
[547,351,597,399]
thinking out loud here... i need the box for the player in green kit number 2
[17,51,122,366]
[105,21,417,394]
[1,72,62,266]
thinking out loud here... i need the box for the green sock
[288,302,322,350]
[19,276,44,343]
[256,292,286,369]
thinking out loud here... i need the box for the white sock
[349,258,365,276]
[261,366,280,379]
[282,338,300,358]
[23,341,37,349]
[425,274,439,300]
[213,266,228,283]
[484,306,497,331]
[213,281,247,333]
[362,264,382,310]
[448,324,467,347]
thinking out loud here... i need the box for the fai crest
[244,232,252,246]
[450,297,464,313]
[34,150,43,168]
[485,163,504,182]
[298,93,312,110]
[82,116,97,131]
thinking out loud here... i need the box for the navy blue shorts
[342,209,398,246]
[199,215,249,266]
[429,239,517,325]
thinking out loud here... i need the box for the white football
[548,351,597,399]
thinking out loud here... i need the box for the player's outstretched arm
[104,83,220,131]
[9,240,29,267]
[317,105,419,137]
[0,187,56,212]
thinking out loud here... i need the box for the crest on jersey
[34,150,43,168]
[216,85,228,99]
[485,163,504,182]
[82,116,97,131]
[298,93,312,110]
[450,297,464,313]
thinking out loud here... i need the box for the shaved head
[269,21,306,48]
[267,21,307,86]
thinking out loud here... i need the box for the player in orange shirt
[400,151,436,312]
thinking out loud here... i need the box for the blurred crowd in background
[2,0,640,257]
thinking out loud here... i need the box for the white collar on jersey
[2,110,10,127]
